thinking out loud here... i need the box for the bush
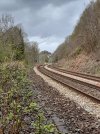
[0,62,57,134]
[0,62,31,133]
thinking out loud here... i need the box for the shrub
[0,62,58,134]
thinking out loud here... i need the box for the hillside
[52,0,100,75]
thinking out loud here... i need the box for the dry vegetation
[52,0,100,75]
[0,15,57,133]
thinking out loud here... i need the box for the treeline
[0,14,39,66]
[39,51,51,64]
[0,14,24,62]
[53,0,100,62]
[25,41,39,66]
[0,15,56,133]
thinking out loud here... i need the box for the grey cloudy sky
[0,0,90,52]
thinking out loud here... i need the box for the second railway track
[48,65,100,82]
[37,65,100,102]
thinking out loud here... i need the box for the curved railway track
[37,65,100,102]
[48,65,100,82]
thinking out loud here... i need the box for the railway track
[48,65,100,82]
[37,65,100,102]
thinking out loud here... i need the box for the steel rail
[38,65,100,102]
[48,65,100,82]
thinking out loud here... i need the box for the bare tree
[0,14,14,33]
[25,41,39,66]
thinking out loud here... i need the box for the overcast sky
[0,0,91,52]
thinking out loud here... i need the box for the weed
[0,62,58,134]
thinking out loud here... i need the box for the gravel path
[33,67,100,134]
[34,67,100,118]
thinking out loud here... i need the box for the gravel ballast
[34,67,100,118]
[33,67,100,134]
